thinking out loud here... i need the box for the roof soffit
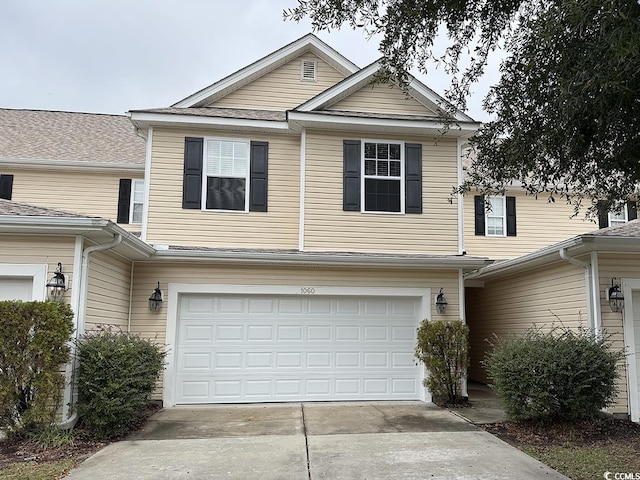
[172,34,359,109]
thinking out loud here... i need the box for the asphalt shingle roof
[131,107,286,121]
[0,109,145,165]
[0,199,97,218]
[587,218,640,237]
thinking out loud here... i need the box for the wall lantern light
[148,282,163,312]
[608,277,624,313]
[435,288,448,315]
[46,262,67,302]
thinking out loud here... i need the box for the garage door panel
[176,294,421,404]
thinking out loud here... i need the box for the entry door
[0,277,33,301]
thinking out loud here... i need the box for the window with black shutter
[0,174,14,200]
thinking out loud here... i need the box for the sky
[0,0,502,122]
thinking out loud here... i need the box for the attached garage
[164,285,430,405]
[0,264,48,301]
[0,277,33,301]
[623,280,640,422]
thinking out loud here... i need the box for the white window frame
[201,136,250,213]
[300,59,317,82]
[130,179,145,225]
[485,196,506,237]
[608,207,628,227]
[361,139,405,214]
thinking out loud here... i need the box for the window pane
[487,217,504,236]
[377,143,389,159]
[489,197,504,216]
[364,178,401,213]
[389,144,400,160]
[390,161,401,177]
[132,204,143,224]
[133,182,144,202]
[377,160,389,176]
[364,142,376,159]
[364,159,376,175]
[206,177,245,211]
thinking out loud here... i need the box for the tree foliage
[285,0,640,210]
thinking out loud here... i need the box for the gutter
[57,233,123,430]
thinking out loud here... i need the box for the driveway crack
[301,403,312,480]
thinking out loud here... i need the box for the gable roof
[172,34,359,108]
[295,60,475,123]
[0,109,145,168]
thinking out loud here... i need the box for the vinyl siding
[145,128,299,248]
[328,83,437,116]
[211,54,346,111]
[596,253,640,415]
[4,168,143,232]
[304,131,459,254]
[0,235,76,303]
[464,190,597,258]
[84,248,132,332]
[130,262,461,398]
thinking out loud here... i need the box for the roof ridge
[0,108,127,117]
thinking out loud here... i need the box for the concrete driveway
[65,402,568,480]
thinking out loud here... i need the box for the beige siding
[130,262,461,398]
[304,131,459,254]
[211,55,346,111]
[0,235,76,303]
[466,261,588,382]
[84,248,132,332]
[463,191,597,259]
[595,253,640,415]
[328,83,437,116]
[146,128,299,248]
[4,168,143,233]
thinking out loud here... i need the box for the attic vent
[301,60,317,81]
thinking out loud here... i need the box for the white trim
[129,112,290,131]
[361,139,405,214]
[590,251,602,336]
[172,34,358,108]
[623,278,640,422]
[0,158,143,173]
[141,126,153,242]
[298,128,306,251]
[457,138,464,254]
[201,136,251,213]
[129,179,145,225]
[163,284,431,407]
[485,196,506,237]
[0,264,47,300]
[287,111,480,137]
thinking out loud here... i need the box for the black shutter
[117,179,132,224]
[506,196,517,236]
[183,137,203,209]
[474,196,485,235]
[597,201,609,229]
[405,143,422,214]
[343,140,361,211]
[0,174,14,200]
[628,200,638,221]
[249,141,268,212]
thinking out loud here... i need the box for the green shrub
[484,326,624,422]
[415,319,469,404]
[76,328,166,439]
[0,301,74,433]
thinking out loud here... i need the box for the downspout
[559,247,598,335]
[58,233,123,430]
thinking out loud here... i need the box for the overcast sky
[0,0,501,121]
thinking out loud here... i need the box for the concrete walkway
[65,402,567,480]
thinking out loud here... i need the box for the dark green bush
[76,328,166,439]
[415,319,469,404]
[0,301,74,433]
[484,326,624,422]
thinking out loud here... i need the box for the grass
[0,459,76,480]
[522,443,640,480]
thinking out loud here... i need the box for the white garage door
[175,294,422,404]
[0,277,33,301]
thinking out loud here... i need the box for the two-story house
[0,34,489,417]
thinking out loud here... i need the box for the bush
[415,319,469,404]
[0,301,74,434]
[484,326,624,422]
[76,328,166,439]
